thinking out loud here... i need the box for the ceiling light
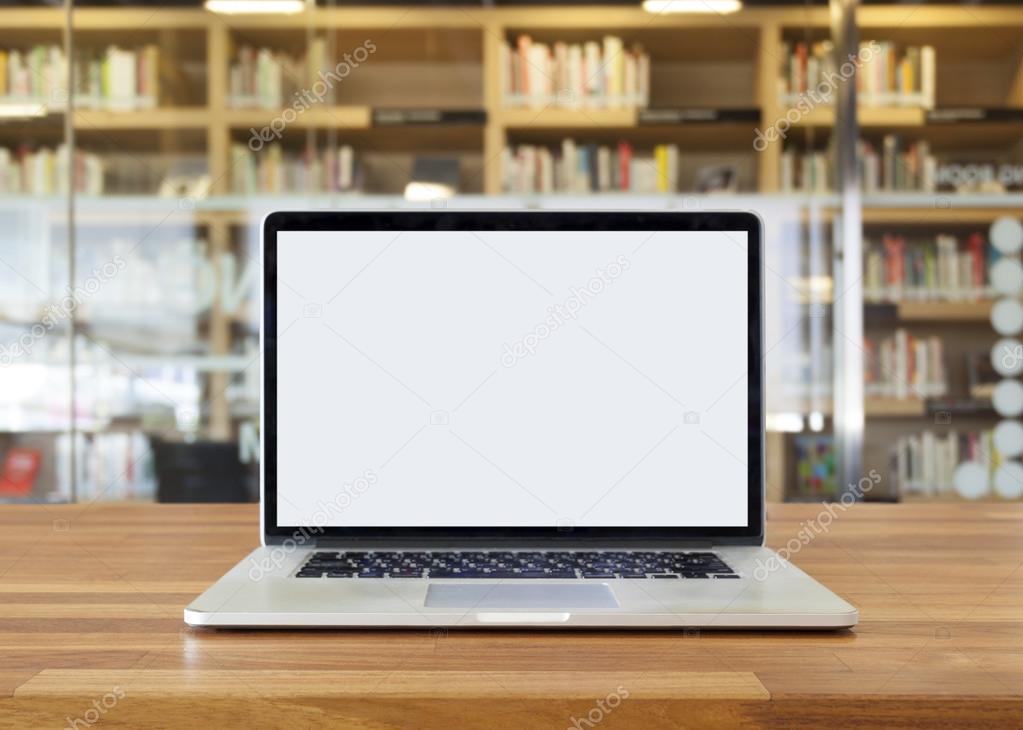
[204,0,304,15]
[0,104,48,119]
[643,0,742,14]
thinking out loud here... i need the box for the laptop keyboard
[295,551,738,579]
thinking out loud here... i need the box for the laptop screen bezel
[263,210,764,545]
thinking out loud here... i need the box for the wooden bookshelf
[2,3,1023,502]
[0,4,1021,200]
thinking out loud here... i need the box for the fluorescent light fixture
[766,413,805,433]
[404,182,456,202]
[643,0,742,14]
[204,0,304,15]
[0,103,48,118]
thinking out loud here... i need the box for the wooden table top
[0,502,1021,728]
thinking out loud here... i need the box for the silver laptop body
[185,210,858,629]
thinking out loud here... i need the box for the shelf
[894,300,993,322]
[223,106,371,130]
[72,108,211,130]
[793,106,927,128]
[865,398,927,417]
[495,108,639,128]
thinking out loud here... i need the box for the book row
[228,44,311,110]
[864,328,947,400]
[891,429,1015,498]
[0,145,103,195]
[500,35,650,109]
[231,142,359,194]
[778,40,935,109]
[781,137,937,193]
[501,140,679,194]
[0,44,160,110]
[864,233,991,302]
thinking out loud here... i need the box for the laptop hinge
[310,538,717,549]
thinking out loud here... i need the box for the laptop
[185,210,858,629]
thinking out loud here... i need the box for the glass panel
[851,12,1023,503]
[0,17,71,503]
[68,11,255,502]
[0,1,1013,510]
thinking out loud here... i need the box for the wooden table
[0,503,1021,728]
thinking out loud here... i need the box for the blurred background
[1,0,1021,506]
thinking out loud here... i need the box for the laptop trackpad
[425,583,618,609]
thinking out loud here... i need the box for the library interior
[0,0,1021,508]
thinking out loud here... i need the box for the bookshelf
[1,3,1023,502]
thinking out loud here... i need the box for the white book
[500,146,514,192]
[921,46,936,110]
[624,53,637,107]
[338,145,354,191]
[583,41,601,106]
[106,47,136,110]
[539,148,554,193]
[637,51,650,108]
[567,45,583,109]
[527,44,549,108]
[894,329,908,400]
[499,42,511,102]
[560,138,576,192]
[602,36,623,107]
[553,42,569,105]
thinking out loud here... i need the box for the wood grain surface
[0,503,1021,728]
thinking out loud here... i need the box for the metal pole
[830,0,865,498]
[64,0,77,502]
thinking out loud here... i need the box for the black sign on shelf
[926,108,1023,124]
[638,108,760,125]
[372,109,488,126]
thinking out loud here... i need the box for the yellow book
[655,144,668,193]
[0,50,7,97]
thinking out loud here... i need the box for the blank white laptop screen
[275,229,749,527]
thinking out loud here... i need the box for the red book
[796,42,808,93]
[883,234,905,296]
[0,448,41,496]
[967,233,985,289]
[617,140,631,191]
